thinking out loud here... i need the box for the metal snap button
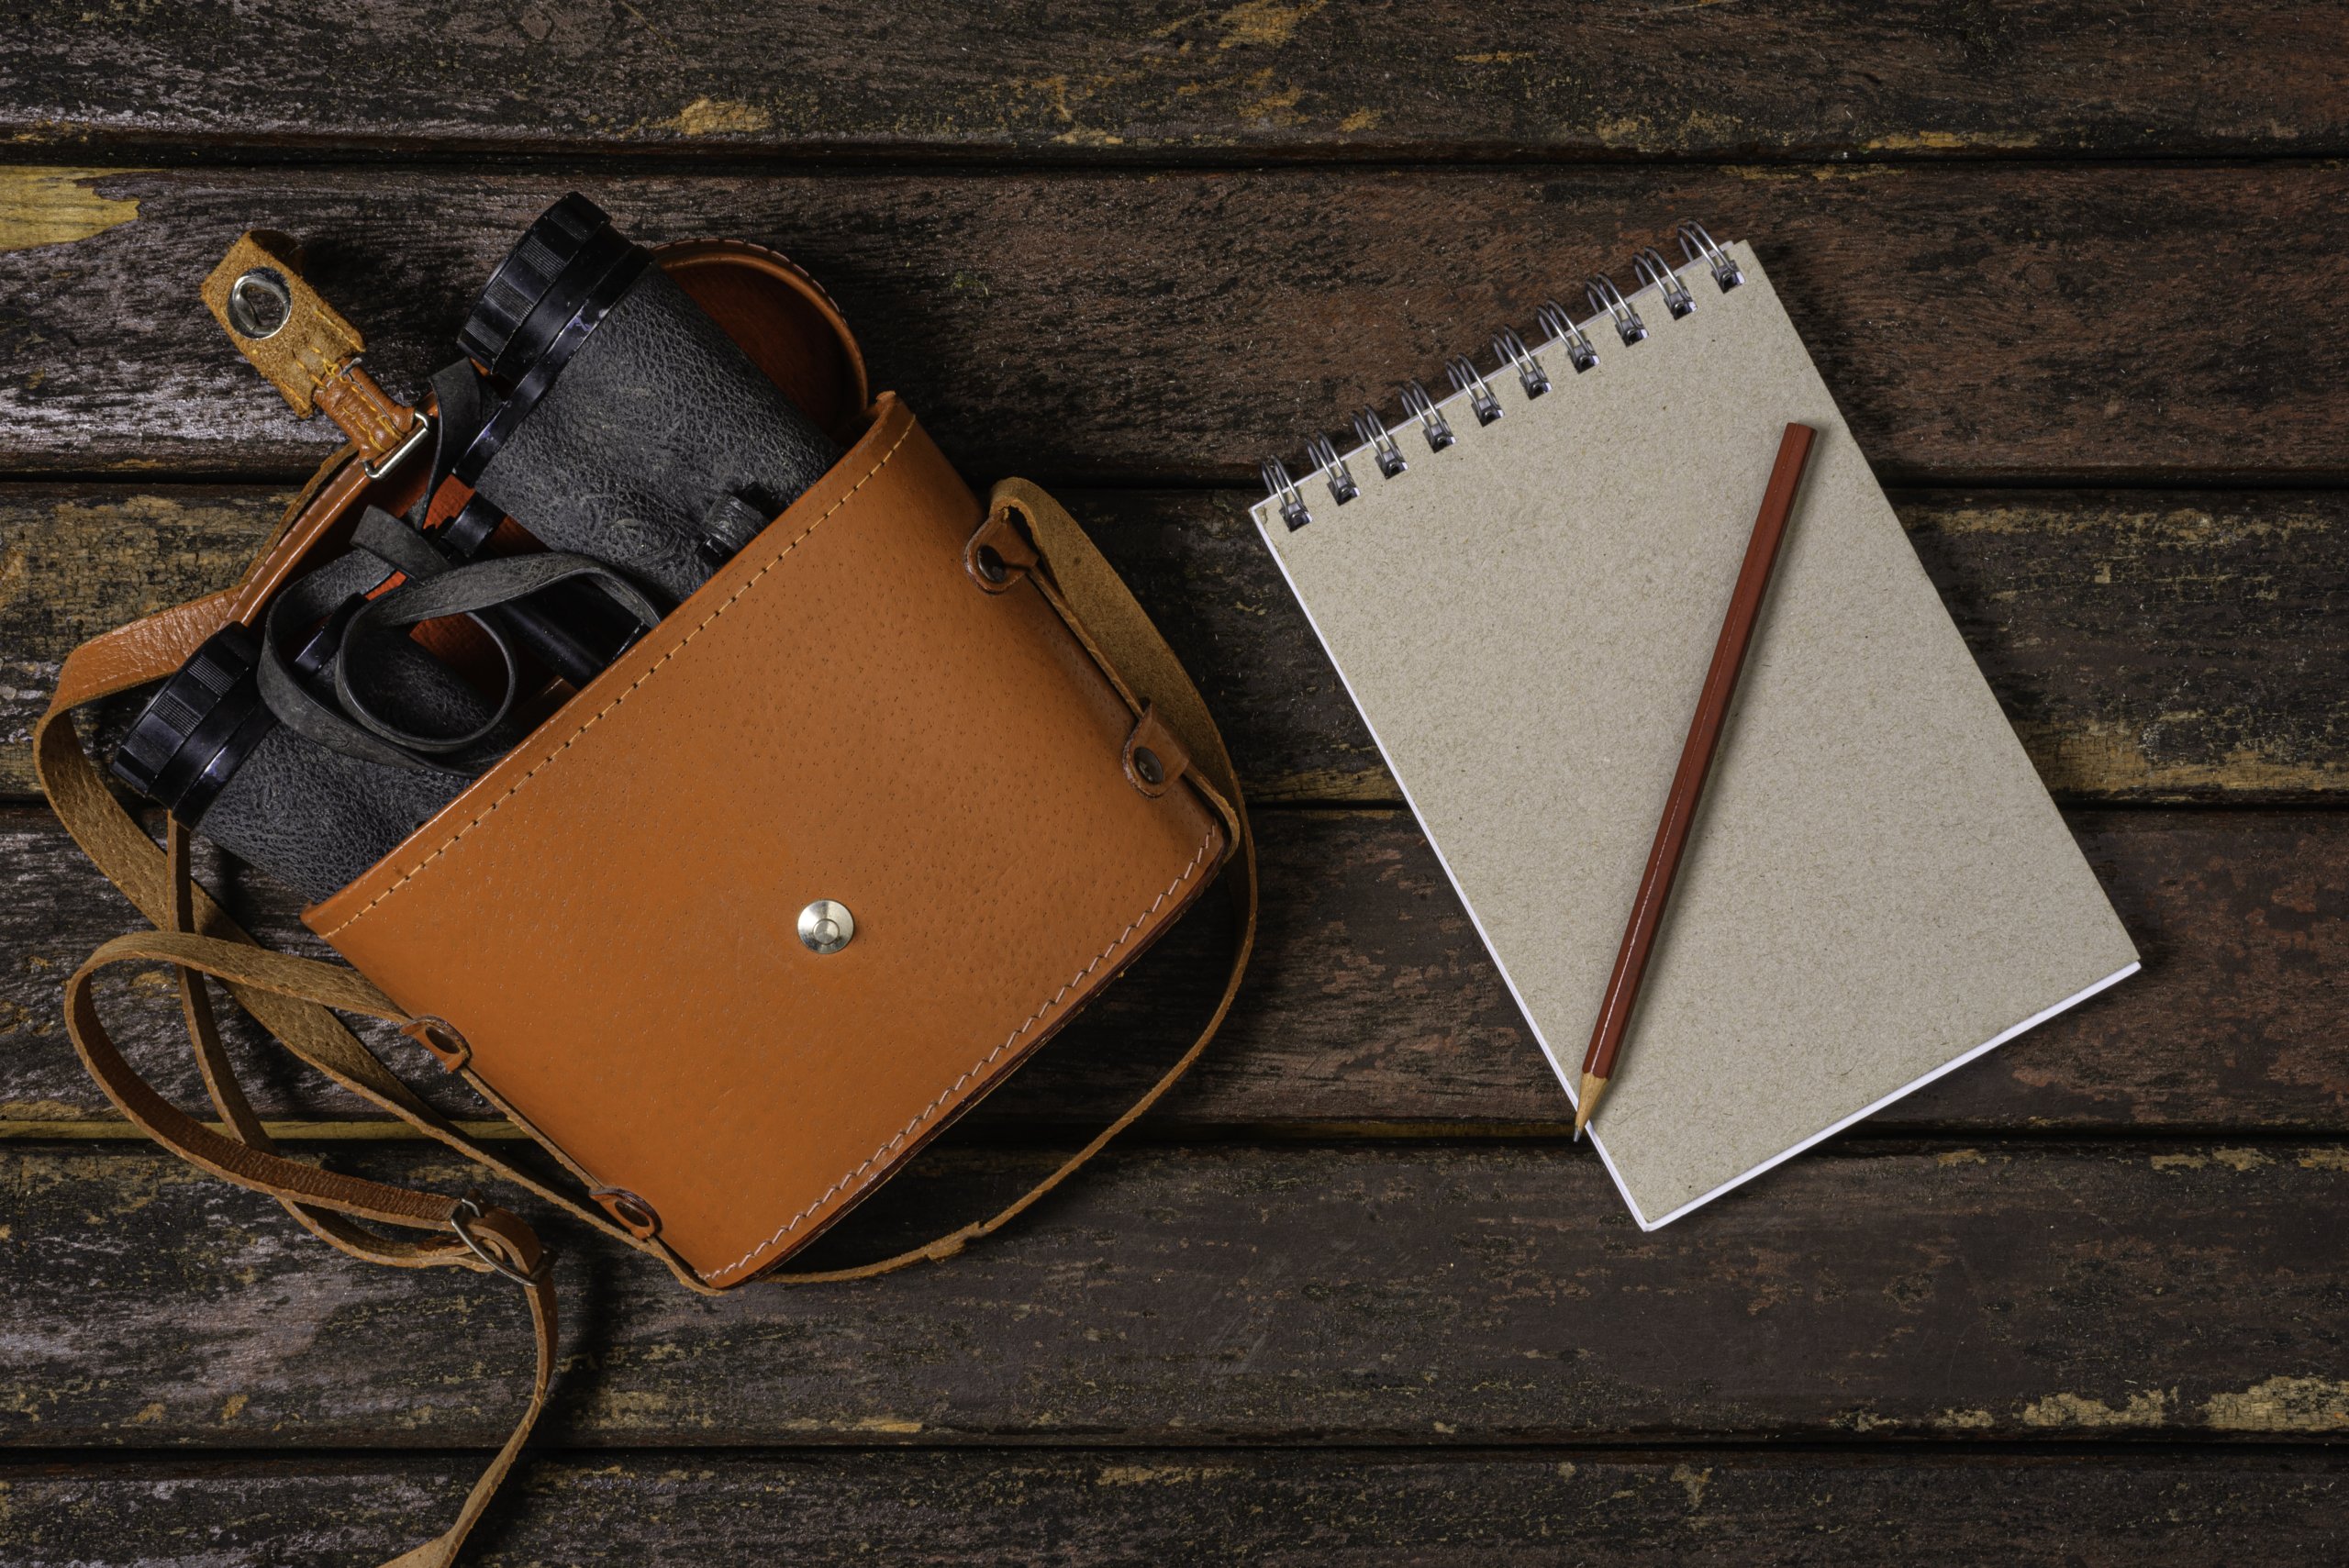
[1131,746,1165,786]
[974,543,1008,584]
[797,899,854,953]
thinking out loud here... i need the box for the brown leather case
[57,240,1241,1284]
[309,383,1228,1284]
[267,246,1230,1286]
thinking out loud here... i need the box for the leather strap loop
[38,634,647,1247]
[1123,702,1186,797]
[255,506,662,767]
[964,506,1041,593]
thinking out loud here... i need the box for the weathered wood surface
[6,1449,2345,1566]
[1,2,2340,164]
[0,165,2342,484]
[30,802,2349,1131]
[8,485,2343,806]
[5,1140,2345,1448]
[0,6,2337,1563]
[4,806,2342,1135]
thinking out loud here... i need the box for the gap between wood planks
[5,1125,2345,1157]
[6,145,2349,177]
[9,1435,2346,1460]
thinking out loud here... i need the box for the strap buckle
[362,408,434,480]
[450,1194,550,1286]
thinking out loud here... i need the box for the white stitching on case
[705,834,1214,1285]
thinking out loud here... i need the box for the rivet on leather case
[964,506,1041,593]
[1122,703,1188,798]
[398,1015,472,1073]
[590,1187,662,1240]
[796,899,855,954]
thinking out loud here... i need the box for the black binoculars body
[115,197,843,901]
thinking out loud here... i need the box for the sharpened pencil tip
[1575,1073,1608,1138]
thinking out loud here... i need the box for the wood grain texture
[5,1140,2346,1448]
[0,486,290,801]
[0,3,2340,164]
[8,486,2343,805]
[5,1449,2345,1567]
[0,4,2337,1553]
[4,807,2342,1135]
[0,165,2342,484]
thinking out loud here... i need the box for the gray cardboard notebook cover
[1252,239,2139,1228]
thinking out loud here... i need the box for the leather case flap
[303,395,1228,1284]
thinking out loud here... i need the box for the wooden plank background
[2,4,2345,1562]
[6,486,2345,805]
[6,1451,2343,1565]
[0,166,2343,484]
[0,2,2341,162]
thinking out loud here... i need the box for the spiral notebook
[1252,228,2140,1228]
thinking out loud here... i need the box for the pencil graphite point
[1575,1073,1608,1139]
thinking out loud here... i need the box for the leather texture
[202,230,422,467]
[196,723,467,902]
[308,395,1228,1284]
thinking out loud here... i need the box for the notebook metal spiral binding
[1632,247,1696,318]
[1260,458,1311,531]
[1492,327,1550,399]
[1354,406,1408,478]
[1678,220,1742,291]
[1305,434,1359,504]
[1446,355,1505,427]
[1536,301,1599,375]
[1399,379,1455,455]
[1586,275,1646,345]
[1261,221,1743,530]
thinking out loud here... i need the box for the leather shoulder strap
[37,456,633,1566]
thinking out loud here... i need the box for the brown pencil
[1575,421,1820,1140]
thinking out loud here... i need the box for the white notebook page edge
[1250,249,2138,1229]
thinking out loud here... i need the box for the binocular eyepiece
[112,623,278,829]
[113,195,844,901]
[111,608,522,901]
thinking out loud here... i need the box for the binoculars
[114,196,842,900]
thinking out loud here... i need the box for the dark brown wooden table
[3,6,2345,1562]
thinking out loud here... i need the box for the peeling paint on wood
[0,168,139,255]
[662,96,773,137]
[2204,1376,2349,1433]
